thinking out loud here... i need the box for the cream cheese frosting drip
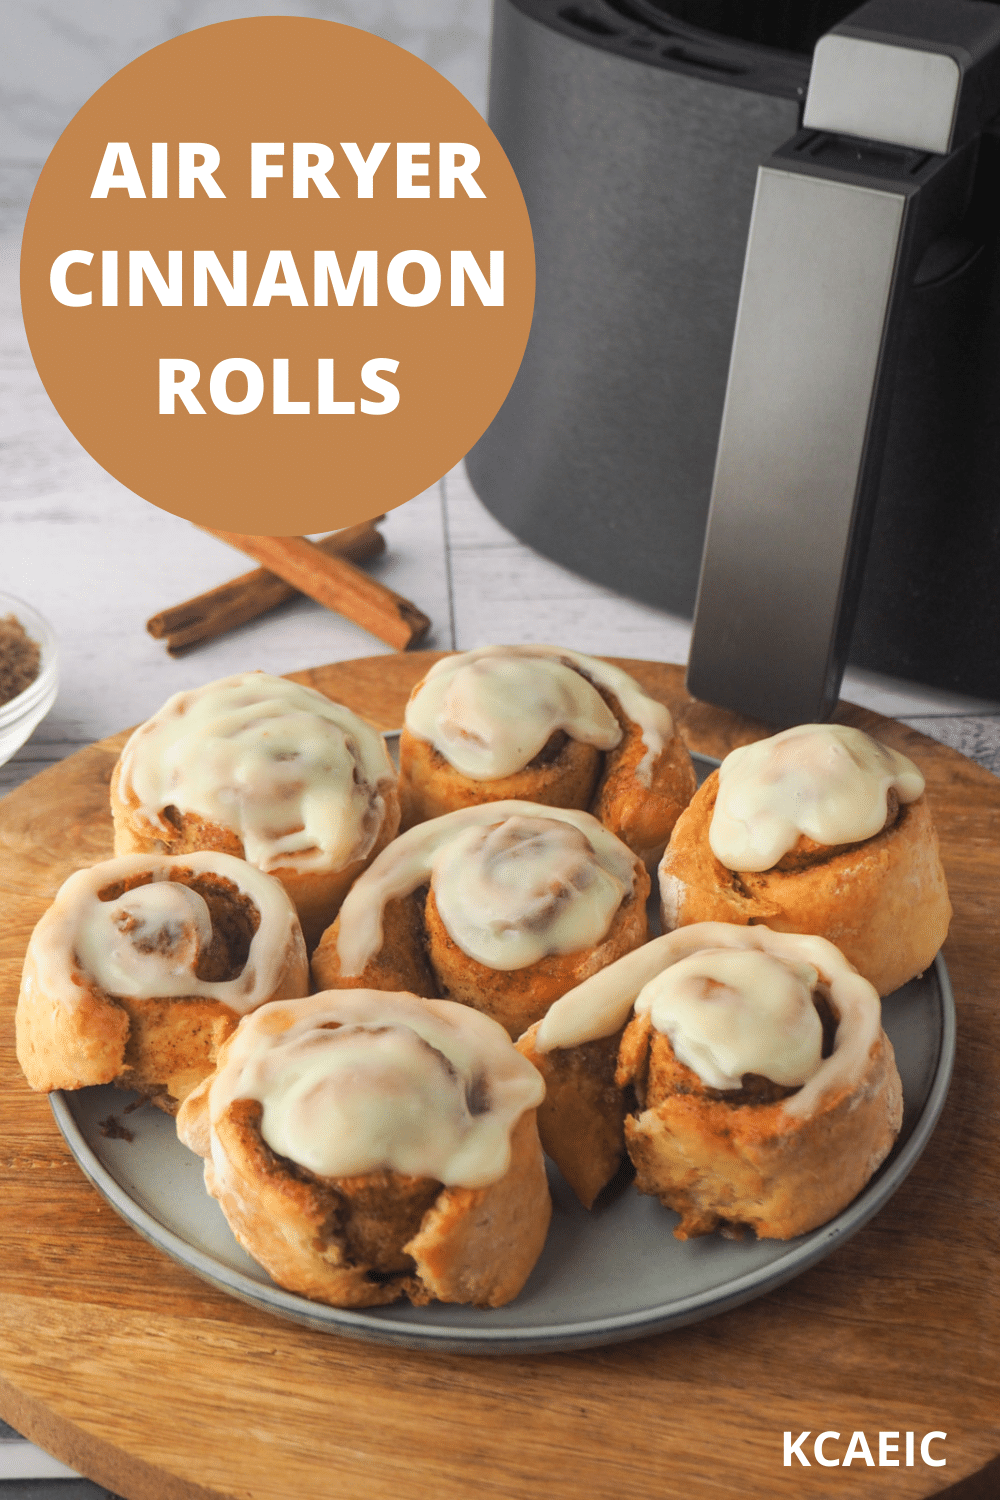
[117,673,394,874]
[405,645,675,785]
[709,723,925,873]
[209,990,545,1188]
[406,653,620,779]
[633,948,823,1091]
[28,852,303,1014]
[535,922,882,1119]
[334,801,639,976]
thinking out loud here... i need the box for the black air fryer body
[467,0,1000,698]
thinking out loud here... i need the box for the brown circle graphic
[20,18,535,533]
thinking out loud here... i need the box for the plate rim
[49,953,956,1355]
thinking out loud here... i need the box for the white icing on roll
[406,653,620,778]
[405,645,674,785]
[634,948,823,1091]
[75,880,214,996]
[27,852,303,1014]
[709,723,925,873]
[335,801,640,975]
[208,990,545,1188]
[430,817,631,969]
[534,922,883,1120]
[116,673,394,874]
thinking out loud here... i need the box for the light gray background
[0,0,492,220]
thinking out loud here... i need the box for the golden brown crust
[405,1112,552,1308]
[196,1096,415,1307]
[521,1004,902,1236]
[517,1022,629,1209]
[618,1018,903,1240]
[312,863,651,1040]
[398,662,696,865]
[591,689,697,865]
[16,957,131,1093]
[424,868,650,1038]
[659,772,952,995]
[16,863,309,1112]
[311,894,438,998]
[518,925,904,1229]
[399,729,602,829]
[110,775,241,858]
[110,759,400,951]
[109,993,241,1111]
[178,1091,550,1309]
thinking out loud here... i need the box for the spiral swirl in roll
[110,672,400,947]
[520,922,903,1233]
[16,851,309,1109]
[659,723,951,995]
[311,801,649,1038]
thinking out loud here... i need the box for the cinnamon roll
[400,646,696,865]
[15,852,308,1111]
[176,990,550,1309]
[110,672,400,948]
[311,801,650,1038]
[519,922,903,1236]
[658,723,951,995]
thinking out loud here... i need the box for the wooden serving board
[1,654,999,1500]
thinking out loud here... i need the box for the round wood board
[1,654,998,1500]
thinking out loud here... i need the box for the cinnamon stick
[148,524,386,654]
[202,529,431,651]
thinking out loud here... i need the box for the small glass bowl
[0,592,59,770]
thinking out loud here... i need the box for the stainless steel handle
[687,166,907,725]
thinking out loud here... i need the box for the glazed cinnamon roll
[519,923,903,1236]
[110,672,399,948]
[400,645,696,865]
[176,990,550,1309]
[16,852,308,1111]
[311,801,650,1038]
[658,724,951,995]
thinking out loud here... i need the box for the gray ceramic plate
[49,751,956,1354]
[48,963,952,1356]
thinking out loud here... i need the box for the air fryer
[466,0,1000,720]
